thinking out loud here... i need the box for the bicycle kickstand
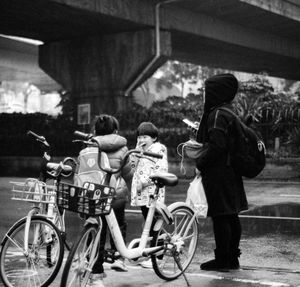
[173,253,191,287]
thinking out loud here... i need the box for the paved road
[0,178,300,286]
[1,258,299,287]
[49,259,300,287]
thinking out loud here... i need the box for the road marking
[190,273,290,287]
[105,263,292,287]
[280,194,300,198]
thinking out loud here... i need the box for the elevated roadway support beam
[39,30,171,118]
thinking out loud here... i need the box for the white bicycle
[59,131,199,287]
[0,131,76,287]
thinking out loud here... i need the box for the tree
[56,90,74,120]
[234,75,274,123]
[234,75,300,156]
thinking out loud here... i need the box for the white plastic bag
[186,175,208,218]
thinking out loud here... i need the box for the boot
[200,249,230,272]
[230,248,241,269]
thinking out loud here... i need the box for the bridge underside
[1,0,300,116]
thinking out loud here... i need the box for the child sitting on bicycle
[131,121,168,268]
[88,114,133,285]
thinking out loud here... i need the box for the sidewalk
[0,178,300,286]
[102,262,300,287]
[49,260,300,287]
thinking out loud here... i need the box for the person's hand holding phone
[183,118,199,139]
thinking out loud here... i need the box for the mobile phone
[182,119,199,130]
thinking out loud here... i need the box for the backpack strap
[216,107,239,166]
[217,107,238,119]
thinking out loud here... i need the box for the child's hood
[94,134,127,152]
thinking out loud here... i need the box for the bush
[0,113,79,156]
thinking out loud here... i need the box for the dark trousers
[212,214,241,256]
[92,197,127,273]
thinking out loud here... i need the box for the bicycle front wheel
[151,205,198,280]
[0,215,64,287]
[60,224,98,287]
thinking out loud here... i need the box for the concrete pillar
[39,30,171,122]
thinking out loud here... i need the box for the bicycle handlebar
[142,150,163,159]
[27,130,76,180]
[27,130,50,147]
[74,130,93,141]
[73,130,163,174]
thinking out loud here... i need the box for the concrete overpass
[1,0,300,117]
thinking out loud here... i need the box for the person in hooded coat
[196,73,248,271]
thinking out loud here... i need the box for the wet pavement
[48,259,300,287]
[0,178,300,286]
[101,264,300,287]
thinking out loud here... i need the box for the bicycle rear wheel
[0,215,64,287]
[151,205,198,280]
[60,224,98,287]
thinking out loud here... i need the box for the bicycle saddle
[150,172,178,187]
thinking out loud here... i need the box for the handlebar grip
[143,151,163,159]
[27,130,43,141]
[74,131,93,140]
[27,130,50,147]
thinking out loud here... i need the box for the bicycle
[59,131,199,287]
[0,131,76,287]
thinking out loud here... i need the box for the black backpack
[218,107,266,178]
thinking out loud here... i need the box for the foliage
[56,90,74,120]
[153,60,223,98]
[234,76,274,123]
[156,61,200,97]
[0,113,78,157]
[115,94,203,149]
[2,67,300,157]
[286,127,300,155]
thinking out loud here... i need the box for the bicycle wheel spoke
[5,234,25,252]
[61,224,98,287]
[0,216,64,287]
[151,206,198,280]
[174,214,189,237]
[66,272,78,287]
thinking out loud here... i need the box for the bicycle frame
[0,131,76,287]
[63,131,200,282]
[4,178,66,255]
[100,184,196,261]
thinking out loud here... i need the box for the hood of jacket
[204,73,238,112]
[94,134,127,152]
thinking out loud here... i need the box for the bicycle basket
[57,182,115,216]
[11,178,56,204]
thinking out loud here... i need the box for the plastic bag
[186,175,208,218]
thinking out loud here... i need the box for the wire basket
[11,178,56,204]
[57,182,115,216]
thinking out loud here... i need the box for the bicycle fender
[167,202,199,224]
[155,201,173,225]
